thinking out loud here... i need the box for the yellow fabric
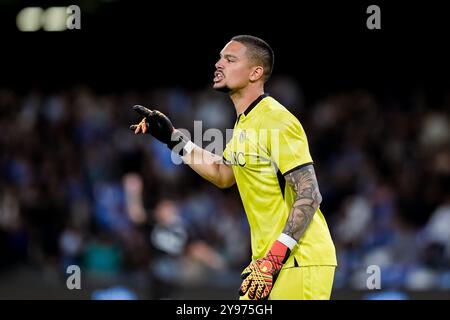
[223,96,337,267]
[240,266,336,300]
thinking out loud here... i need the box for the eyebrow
[220,53,238,60]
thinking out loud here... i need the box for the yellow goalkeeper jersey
[223,94,337,267]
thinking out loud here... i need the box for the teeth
[214,72,223,83]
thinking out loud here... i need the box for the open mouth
[213,71,224,83]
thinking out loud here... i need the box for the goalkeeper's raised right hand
[130,105,192,156]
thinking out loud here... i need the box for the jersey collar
[237,93,269,124]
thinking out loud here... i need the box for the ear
[249,66,264,82]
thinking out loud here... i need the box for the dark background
[1,0,449,300]
[1,1,449,95]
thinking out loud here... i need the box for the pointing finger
[132,105,154,117]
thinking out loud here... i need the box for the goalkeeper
[130,35,337,300]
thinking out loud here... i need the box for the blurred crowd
[1,76,449,298]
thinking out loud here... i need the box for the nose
[215,59,224,70]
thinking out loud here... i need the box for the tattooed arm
[238,164,322,300]
[282,164,322,242]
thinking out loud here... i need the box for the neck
[230,85,265,115]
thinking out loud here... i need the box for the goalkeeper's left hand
[239,235,295,300]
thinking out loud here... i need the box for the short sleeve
[222,141,232,165]
[263,110,313,175]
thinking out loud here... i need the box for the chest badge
[239,130,246,143]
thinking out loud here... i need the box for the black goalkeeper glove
[130,105,191,156]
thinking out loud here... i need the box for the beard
[213,83,232,93]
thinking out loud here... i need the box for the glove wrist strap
[277,233,297,250]
[271,233,297,266]
[168,131,193,156]
[183,140,195,155]
[270,240,291,266]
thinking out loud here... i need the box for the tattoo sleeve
[282,164,322,242]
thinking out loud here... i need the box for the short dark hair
[231,35,274,82]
